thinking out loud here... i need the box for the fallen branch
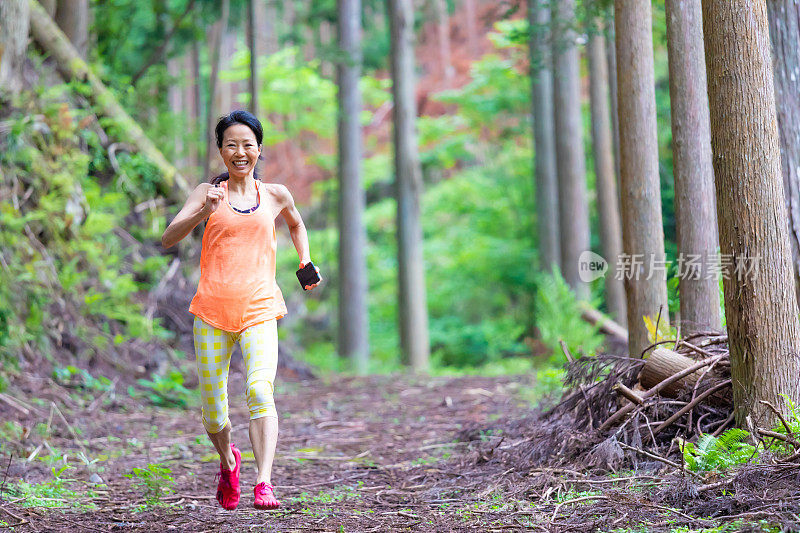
[757,429,800,449]
[600,354,723,431]
[652,380,732,437]
[551,494,610,522]
[27,0,191,201]
[617,442,704,480]
[613,383,644,406]
[579,303,628,344]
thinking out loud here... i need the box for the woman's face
[219,124,262,178]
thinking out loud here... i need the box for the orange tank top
[189,180,287,332]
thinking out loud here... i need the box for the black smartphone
[296,261,320,290]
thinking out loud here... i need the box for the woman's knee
[202,406,230,434]
[246,370,277,419]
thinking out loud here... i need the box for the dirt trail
[0,373,540,532]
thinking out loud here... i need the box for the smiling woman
[160,110,322,512]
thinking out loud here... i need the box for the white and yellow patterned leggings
[192,317,279,434]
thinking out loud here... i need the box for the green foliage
[125,463,175,505]
[53,366,113,392]
[0,84,174,377]
[534,271,604,362]
[10,464,96,509]
[135,370,194,408]
[680,429,758,473]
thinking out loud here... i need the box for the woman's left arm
[276,185,321,290]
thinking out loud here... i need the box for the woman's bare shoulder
[262,182,293,203]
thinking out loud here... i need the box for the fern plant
[680,428,758,473]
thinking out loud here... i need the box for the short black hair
[210,110,264,184]
[215,110,263,148]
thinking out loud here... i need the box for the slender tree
[0,0,30,97]
[702,0,800,425]
[528,0,560,272]
[605,17,621,189]
[552,0,590,300]
[665,0,721,335]
[388,0,430,370]
[615,0,669,357]
[167,56,184,165]
[248,0,260,118]
[202,0,230,181]
[182,49,199,171]
[434,0,454,81]
[767,0,800,306]
[587,22,626,326]
[337,0,370,373]
[464,0,479,56]
[54,0,89,58]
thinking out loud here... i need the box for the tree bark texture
[615,0,669,358]
[0,0,30,96]
[665,0,721,335]
[605,17,621,190]
[464,0,478,56]
[337,0,370,373]
[388,0,430,370]
[202,0,229,181]
[702,0,800,426]
[767,0,800,307]
[248,0,259,118]
[27,0,190,200]
[552,0,590,300]
[54,0,88,58]
[434,0,454,81]
[528,0,560,272]
[587,24,627,327]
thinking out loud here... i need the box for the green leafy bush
[534,271,604,362]
[125,463,175,505]
[680,428,758,473]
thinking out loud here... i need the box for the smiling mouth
[232,160,249,169]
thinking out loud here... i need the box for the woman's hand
[202,185,224,215]
[300,262,322,291]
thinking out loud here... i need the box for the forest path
[2,373,543,532]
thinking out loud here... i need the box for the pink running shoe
[254,482,280,510]
[215,444,241,510]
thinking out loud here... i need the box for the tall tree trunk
[434,0,454,81]
[54,0,88,58]
[528,0,560,272]
[263,0,279,55]
[702,0,800,426]
[587,22,626,327]
[182,49,198,172]
[320,20,335,79]
[337,0,370,373]
[464,0,479,56]
[665,0,721,335]
[552,0,590,300]
[615,0,669,358]
[167,56,184,166]
[388,0,430,370]
[248,0,259,118]
[767,0,800,307]
[203,0,230,181]
[605,17,621,190]
[0,0,30,96]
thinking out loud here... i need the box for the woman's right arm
[161,184,222,248]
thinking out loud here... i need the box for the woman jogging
[161,110,320,511]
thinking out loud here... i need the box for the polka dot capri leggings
[192,317,279,434]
